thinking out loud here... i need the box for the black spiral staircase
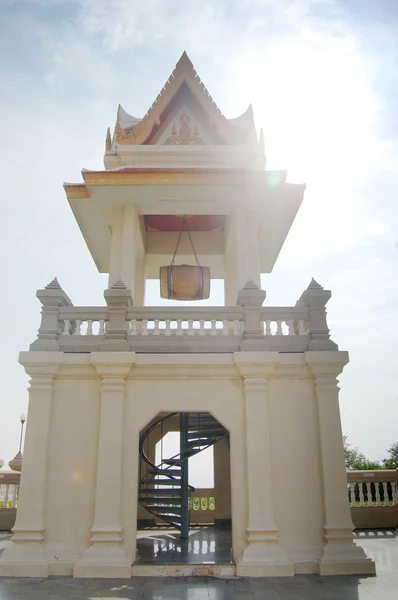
[139,412,226,538]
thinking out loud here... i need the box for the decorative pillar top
[104,279,133,307]
[36,277,73,307]
[297,278,331,307]
[237,279,266,307]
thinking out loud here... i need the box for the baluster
[165,320,171,336]
[233,320,241,336]
[62,319,71,336]
[298,320,306,335]
[4,485,9,508]
[287,320,295,336]
[349,482,356,506]
[199,320,206,335]
[364,482,370,506]
[375,481,381,506]
[153,319,160,335]
[382,482,389,505]
[276,320,283,336]
[11,485,17,508]
[176,319,183,336]
[142,319,148,336]
[210,319,217,335]
[74,319,81,335]
[265,320,272,335]
[98,320,105,335]
[86,319,93,335]
[187,319,194,335]
[222,320,229,336]
[358,481,365,507]
[131,320,137,336]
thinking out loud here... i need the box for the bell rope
[170,216,200,266]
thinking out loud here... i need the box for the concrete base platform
[131,563,236,577]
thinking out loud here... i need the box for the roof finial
[307,278,324,291]
[176,50,193,72]
[105,127,112,152]
[45,277,61,290]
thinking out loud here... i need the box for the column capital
[306,351,349,379]
[90,352,135,379]
[19,351,64,380]
[234,352,278,379]
[243,377,269,394]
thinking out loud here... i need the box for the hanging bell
[159,217,211,301]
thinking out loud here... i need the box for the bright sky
[0,0,397,469]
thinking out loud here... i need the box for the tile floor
[136,525,233,564]
[0,528,397,599]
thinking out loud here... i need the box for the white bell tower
[65,52,305,305]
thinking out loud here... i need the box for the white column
[224,208,261,305]
[245,209,261,289]
[108,207,124,288]
[0,355,63,577]
[134,254,146,306]
[120,205,137,292]
[235,358,293,576]
[307,352,375,575]
[73,356,132,578]
[224,215,238,305]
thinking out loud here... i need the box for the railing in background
[0,472,20,531]
[347,470,398,529]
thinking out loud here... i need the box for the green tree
[343,436,382,470]
[383,441,398,469]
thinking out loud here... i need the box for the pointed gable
[113,52,258,146]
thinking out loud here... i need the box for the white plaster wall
[1,350,371,578]
[36,359,324,566]
[44,374,100,563]
[268,376,324,561]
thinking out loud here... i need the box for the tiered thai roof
[107,51,259,149]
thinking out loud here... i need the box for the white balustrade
[262,318,309,336]
[62,318,107,336]
[125,318,243,336]
[347,474,396,507]
[0,483,19,508]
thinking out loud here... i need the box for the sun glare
[231,32,379,185]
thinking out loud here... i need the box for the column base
[73,532,131,578]
[236,529,294,577]
[0,530,49,577]
[319,529,376,576]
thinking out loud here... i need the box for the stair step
[141,482,182,488]
[188,426,219,432]
[146,506,182,514]
[139,489,182,496]
[187,419,217,425]
[140,498,182,505]
[148,469,181,476]
[186,438,220,446]
[188,427,225,434]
